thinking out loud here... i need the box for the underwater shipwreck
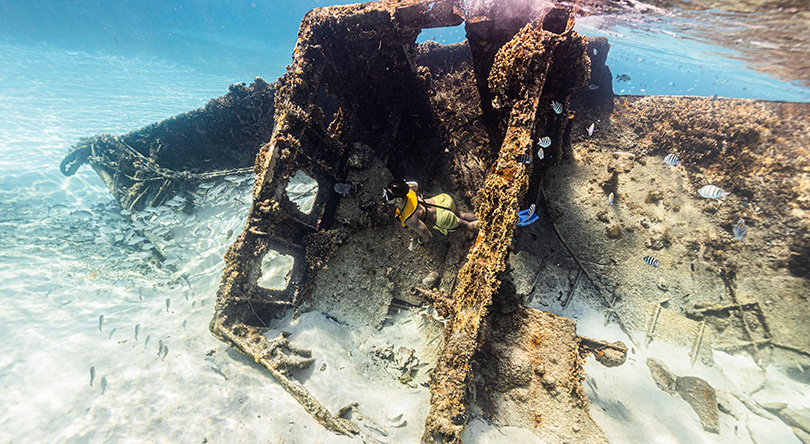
[60,0,810,442]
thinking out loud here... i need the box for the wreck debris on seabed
[59,0,810,443]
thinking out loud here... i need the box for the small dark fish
[588,84,600,90]
[100,376,107,394]
[135,324,140,341]
[515,153,532,164]
[138,287,143,301]
[98,315,104,332]
[165,298,171,313]
[107,328,117,339]
[158,339,164,356]
[664,153,682,166]
[333,183,352,196]
[90,366,95,387]
[144,335,151,349]
[733,219,748,243]
[643,256,660,268]
[389,413,404,423]
[182,319,187,329]
[616,73,631,82]
[162,345,169,360]
[226,229,234,238]
[691,263,695,273]
[209,363,228,380]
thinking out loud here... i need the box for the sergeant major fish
[538,136,551,148]
[551,100,563,114]
[733,219,748,243]
[643,256,660,268]
[698,185,730,200]
[664,153,682,166]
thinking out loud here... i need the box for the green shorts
[432,193,459,235]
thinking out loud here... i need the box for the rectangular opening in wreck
[416,23,465,45]
[285,170,318,214]
[258,250,295,290]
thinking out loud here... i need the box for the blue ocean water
[1,1,808,443]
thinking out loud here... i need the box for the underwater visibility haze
[1,0,809,443]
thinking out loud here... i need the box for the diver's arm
[408,218,433,244]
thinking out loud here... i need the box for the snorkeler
[383,179,478,250]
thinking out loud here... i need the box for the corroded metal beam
[422,11,591,443]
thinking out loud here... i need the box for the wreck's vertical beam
[465,0,554,143]
[422,23,560,444]
[213,29,327,321]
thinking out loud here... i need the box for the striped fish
[516,153,532,164]
[643,255,660,268]
[698,185,730,199]
[551,100,563,114]
[538,136,551,148]
[733,219,748,243]
[664,153,682,166]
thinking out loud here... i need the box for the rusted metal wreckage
[61,0,629,442]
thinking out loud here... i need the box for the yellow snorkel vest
[395,190,418,227]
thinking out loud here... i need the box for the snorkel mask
[383,179,409,204]
[382,187,396,204]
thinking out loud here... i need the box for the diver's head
[383,179,409,204]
